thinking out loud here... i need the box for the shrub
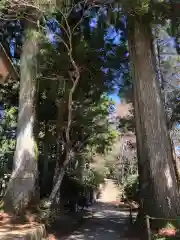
[0,173,11,199]
[123,174,139,202]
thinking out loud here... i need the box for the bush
[123,174,139,202]
[37,199,56,226]
[0,173,11,199]
[83,168,105,189]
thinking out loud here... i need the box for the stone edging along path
[0,222,46,240]
[0,212,46,240]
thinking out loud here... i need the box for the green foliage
[78,96,117,155]
[105,137,137,186]
[34,140,39,161]
[37,198,56,226]
[154,237,178,240]
[123,174,139,202]
[82,167,105,189]
[0,0,7,10]
[25,29,42,41]
[1,0,180,225]
[118,114,135,133]
[0,83,17,197]
[34,7,122,198]
[122,0,149,15]
[0,107,17,176]
[105,160,117,179]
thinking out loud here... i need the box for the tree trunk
[49,168,65,203]
[4,21,40,215]
[127,15,180,219]
[41,123,49,197]
[50,87,69,204]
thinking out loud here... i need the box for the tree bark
[4,20,40,215]
[41,123,49,197]
[127,15,180,219]
[49,168,65,203]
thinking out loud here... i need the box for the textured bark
[4,22,39,215]
[49,168,65,203]
[127,15,180,218]
[50,86,70,204]
[41,123,49,197]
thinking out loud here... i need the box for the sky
[109,93,120,104]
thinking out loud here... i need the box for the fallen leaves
[158,227,176,237]
[47,233,57,240]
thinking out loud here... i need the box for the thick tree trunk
[127,15,180,219]
[4,22,40,215]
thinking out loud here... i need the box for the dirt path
[98,179,120,203]
[58,180,137,240]
[61,201,136,240]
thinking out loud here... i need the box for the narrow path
[62,201,135,240]
[98,179,120,203]
[51,179,138,240]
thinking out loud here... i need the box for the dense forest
[0,0,180,239]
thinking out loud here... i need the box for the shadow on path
[59,201,138,240]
